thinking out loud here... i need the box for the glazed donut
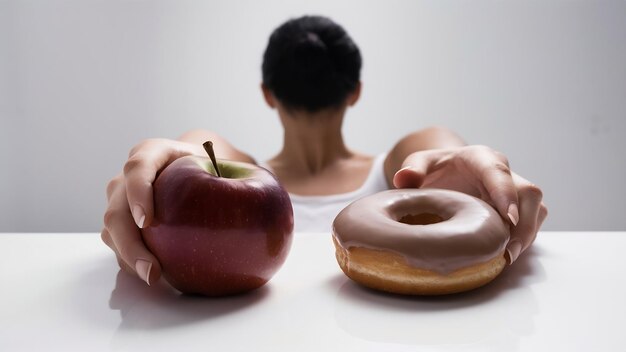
[332,189,510,295]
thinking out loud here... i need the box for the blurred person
[101,16,546,285]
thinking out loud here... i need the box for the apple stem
[203,141,222,177]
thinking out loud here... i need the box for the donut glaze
[332,189,510,275]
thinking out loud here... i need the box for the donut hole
[398,213,444,225]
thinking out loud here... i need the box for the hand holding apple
[141,141,294,296]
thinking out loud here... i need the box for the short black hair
[262,16,362,112]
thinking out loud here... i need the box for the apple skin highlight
[142,156,294,296]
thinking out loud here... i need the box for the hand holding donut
[393,145,548,265]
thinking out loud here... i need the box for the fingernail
[505,239,523,265]
[135,259,152,286]
[394,166,410,180]
[507,203,519,226]
[132,205,145,228]
[394,166,416,189]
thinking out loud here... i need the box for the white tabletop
[0,232,624,351]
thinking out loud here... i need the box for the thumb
[393,154,430,189]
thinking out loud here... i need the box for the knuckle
[100,228,108,240]
[471,144,492,154]
[103,208,121,229]
[476,145,510,166]
[494,151,510,167]
[129,139,149,156]
[106,176,123,199]
[456,145,477,160]
[467,145,509,164]
[101,229,114,249]
[523,183,544,201]
[116,256,125,270]
[492,161,512,176]
[123,155,144,176]
[104,229,136,264]
[539,202,548,218]
[424,125,452,136]
[128,140,146,158]
[528,231,538,247]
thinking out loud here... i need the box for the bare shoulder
[178,129,256,164]
[383,126,466,184]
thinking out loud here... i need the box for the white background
[1,0,624,232]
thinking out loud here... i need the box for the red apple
[141,143,294,296]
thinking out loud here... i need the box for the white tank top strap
[355,153,389,198]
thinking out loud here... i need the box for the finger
[528,202,548,246]
[104,207,162,285]
[104,186,162,286]
[469,149,519,227]
[102,228,136,274]
[537,202,548,229]
[106,175,122,202]
[123,153,157,229]
[392,152,431,189]
[116,254,136,275]
[101,228,114,250]
[123,142,191,228]
[506,175,544,265]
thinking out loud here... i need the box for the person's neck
[273,107,352,175]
